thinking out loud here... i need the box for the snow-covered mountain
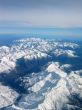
[0,38,82,110]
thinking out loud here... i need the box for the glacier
[0,38,82,110]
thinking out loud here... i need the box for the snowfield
[0,83,18,108]
[0,38,82,110]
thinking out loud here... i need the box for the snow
[12,62,82,110]
[47,62,67,77]
[0,38,81,110]
[0,38,78,73]
[54,49,77,57]
[0,83,18,108]
[60,64,71,69]
[38,81,69,110]
[0,56,16,73]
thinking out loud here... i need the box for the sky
[0,0,82,28]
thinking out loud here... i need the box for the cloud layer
[0,0,82,27]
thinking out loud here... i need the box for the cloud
[0,0,82,27]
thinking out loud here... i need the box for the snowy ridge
[0,38,78,73]
[0,83,18,108]
[0,38,82,110]
[11,62,82,110]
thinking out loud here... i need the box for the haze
[0,0,82,27]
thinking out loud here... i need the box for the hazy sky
[0,0,82,27]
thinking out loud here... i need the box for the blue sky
[0,0,82,28]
